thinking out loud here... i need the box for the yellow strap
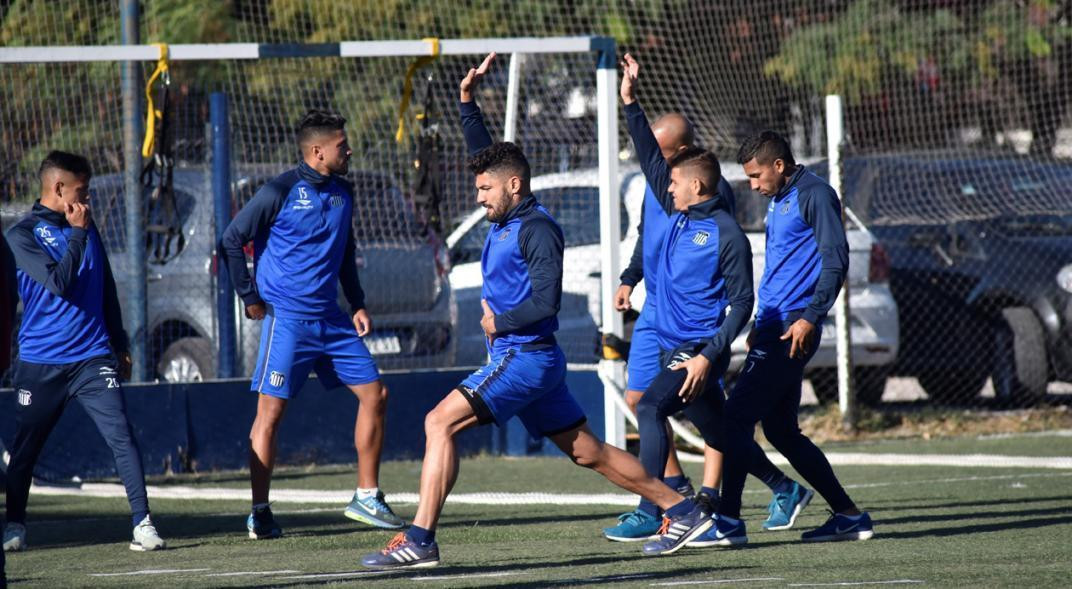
[395,38,440,143]
[142,43,170,158]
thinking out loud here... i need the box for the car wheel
[158,337,216,383]
[811,366,890,406]
[991,307,1048,405]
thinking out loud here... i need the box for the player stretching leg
[360,54,710,569]
[220,110,402,539]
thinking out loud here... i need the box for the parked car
[90,166,456,382]
[446,163,900,404]
[812,152,1072,405]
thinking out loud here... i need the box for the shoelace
[361,493,391,514]
[139,522,159,535]
[656,516,671,536]
[382,532,407,555]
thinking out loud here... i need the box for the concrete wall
[0,367,605,479]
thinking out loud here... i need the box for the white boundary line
[787,581,924,587]
[89,568,211,577]
[651,578,786,586]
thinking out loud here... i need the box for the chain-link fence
[2,1,1071,410]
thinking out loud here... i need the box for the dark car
[813,152,1072,405]
[89,167,455,381]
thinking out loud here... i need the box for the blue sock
[664,499,695,519]
[772,477,795,495]
[636,498,659,517]
[664,474,687,491]
[405,525,435,546]
[132,510,149,528]
[700,485,719,498]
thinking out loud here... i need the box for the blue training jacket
[220,162,366,320]
[624,102,754,362]
[755,165,849,330]
[6,202,128,363]
[460,100,563,352]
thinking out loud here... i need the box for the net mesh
[1,1,1070,408]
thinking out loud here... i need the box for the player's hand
[460,52,496,103]
[780,318,816,359]
[614,284,634,312]
[353,308,372,337]
[245,302,267,321]
[117,351,132,381]
[480,299,498,344]
[672,353,710,403]
[64,201,91,229]
[620,53,640,105]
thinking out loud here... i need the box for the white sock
[357,487,379,500]
[252,502,269,511]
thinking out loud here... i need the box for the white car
[447,163,900,404]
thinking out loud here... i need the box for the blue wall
[0,368,605,479]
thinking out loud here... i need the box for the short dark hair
[667,146,721,190]
[466,142,531,186]
[737,130,795,166]
[297,109,347,145]
[39,150,92,181]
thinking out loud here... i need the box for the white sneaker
[3,522,26,552]
[130,515,167,551]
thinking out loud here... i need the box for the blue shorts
[251,312,380,399]
[458,344,587,439]
[627,307,661,393]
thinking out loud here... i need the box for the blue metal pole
[121,0,147,381]
[211,92,236,379]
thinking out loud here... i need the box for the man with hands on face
[220,109,402,540]
[4,151,165,553]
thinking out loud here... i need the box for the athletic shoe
[3,522,26,552]
[763,481,814,531]
[687,514,748,548]
[130,515,167,551]
[361,532,440,569]
[344,490,404,529]
[641,506,713,556]
[603,509,661,542]
[246,505,283,539]
[694,490,720,518]
[801,511,874,542]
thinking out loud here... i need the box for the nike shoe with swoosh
[801,511,874,542]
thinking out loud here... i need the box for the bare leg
[549,424,684,511]
[349,380,388,489]
[249,394,287,505]
[410,390,481,530]
[702,445,723,489]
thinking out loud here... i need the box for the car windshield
[533,185,630,248]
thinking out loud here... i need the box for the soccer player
[219,110,402,539]
[359,53,711,569]
[711,131,873,544]
[612,55,815,546]
[3,151,165,553]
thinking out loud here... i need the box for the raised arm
[620,54,673,215]
[459,52,497,154]
[7,204,91,298]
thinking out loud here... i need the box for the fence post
[825,94,856,432]
[121,0,148,381]
[211,93,236,379]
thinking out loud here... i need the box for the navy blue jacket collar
[497,193,539,227]
[684,191,730,220]
[774,165,808,200]
[31,201,69,227]
[297,161,334,187]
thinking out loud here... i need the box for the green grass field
[3,433,1072,587]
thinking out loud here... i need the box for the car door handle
[588,271,602,279]
[148,273,164,282]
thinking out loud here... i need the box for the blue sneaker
[687,514,748,547]
[345,491,405,529]
[603,509,662,542]
[361,532,440,569]
[801,511,874,542]
[641,506,713,556]
[247,505,282,539]
[763,481,814,531]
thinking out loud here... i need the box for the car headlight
[1059,265,1072,294]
